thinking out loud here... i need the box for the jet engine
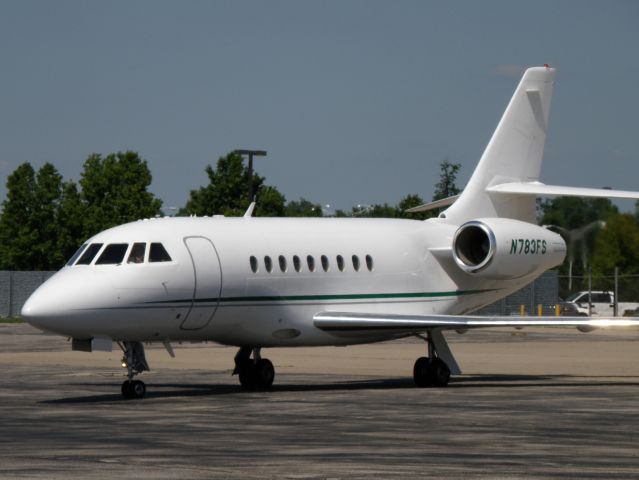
[452,218,566,279]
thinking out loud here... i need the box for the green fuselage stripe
[145,289,494,305]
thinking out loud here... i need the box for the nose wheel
[118,341,150,399]
[121,379,146,399]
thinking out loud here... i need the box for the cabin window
[278,255,287,272]
[336,255,344,272]
[352,255,360,272]
[249,256,258,273]
[307,255,315,272]
[149,243,172,262]
[76,243,104,265]
[321,255,329,272]
[67,244,88,266]
[264,256,273,273]
[293,255,301,272]
[366,254,374,272]
[127,243,146,264]
[96,243,129,265]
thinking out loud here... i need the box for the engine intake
[453,221,495,272]
[452,218,566,279]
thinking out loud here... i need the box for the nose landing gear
[119,341,150,399]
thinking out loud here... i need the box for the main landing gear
[413,356,451,387]
[119,341,150,399]
[233,347,275,389]
[412,331,458,388]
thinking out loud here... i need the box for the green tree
[433,158,461,201]
[539,197,617,280]
[79,151,162,237]
[56,181,85,265]
[0,163,71,270]
[398,193,433,220]
[255,186,286,217]
[285,198,323,217]
[591,213,639,300]
[180,152,285,217]
[539,197,618,230]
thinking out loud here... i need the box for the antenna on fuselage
[243,201,256,218]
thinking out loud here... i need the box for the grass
[0,317,24,324]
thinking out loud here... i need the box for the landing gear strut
[233,347,275,389]
[413,332,453,387]
[119,341,149,399]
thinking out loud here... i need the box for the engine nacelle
[452,218,566,279]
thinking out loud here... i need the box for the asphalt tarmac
[1,323,638,479]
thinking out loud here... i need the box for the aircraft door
[180,236,222,330]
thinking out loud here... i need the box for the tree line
[1,149,638,297]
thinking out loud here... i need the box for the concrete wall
[0,271,55,318]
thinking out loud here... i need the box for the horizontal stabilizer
[314,311,639,335]
[405,195,460,213]
[486,181,639,200]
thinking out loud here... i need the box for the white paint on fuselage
[23,216,538,346]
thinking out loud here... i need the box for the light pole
[232,149,267,202]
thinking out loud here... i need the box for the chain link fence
[558,272,639,317]
[476,271,559,316]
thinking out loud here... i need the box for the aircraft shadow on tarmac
[40,374,639,405]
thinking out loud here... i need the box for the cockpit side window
[95,244,129,265]
[149,243,172,262]
[127,243,146,264]
[76,243,104,265]
[67,244,88,266]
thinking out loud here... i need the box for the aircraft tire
[429,358,451,387]
[121,380,132,398]
[131,380,146,398]
[238,364,257,389]
[254,359,275,388]
[413,356,433,387]
[238,359,275,389]
[121,379,146,399]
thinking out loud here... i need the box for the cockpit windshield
[95,244,129,265]
[66,244,88,266]
[76,243,104,265]
[69,242,172,266]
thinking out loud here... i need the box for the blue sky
[0,1,637,213]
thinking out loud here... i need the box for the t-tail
[409,65,639,225]
[444,66,555,224]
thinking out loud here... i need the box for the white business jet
[21,66,639,399]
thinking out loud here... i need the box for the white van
[565,291,639,316]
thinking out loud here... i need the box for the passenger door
[181,236,222,330]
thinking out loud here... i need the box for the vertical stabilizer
[444,66,555,224]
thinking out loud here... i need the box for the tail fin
[443,66,555,224]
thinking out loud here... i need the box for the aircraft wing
[314,311,639,336]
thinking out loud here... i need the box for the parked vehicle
[564,291,639,317]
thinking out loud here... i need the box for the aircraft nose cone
[21,276,66,332]
[21,269,111,336]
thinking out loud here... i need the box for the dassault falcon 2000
[22,66,639,399]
